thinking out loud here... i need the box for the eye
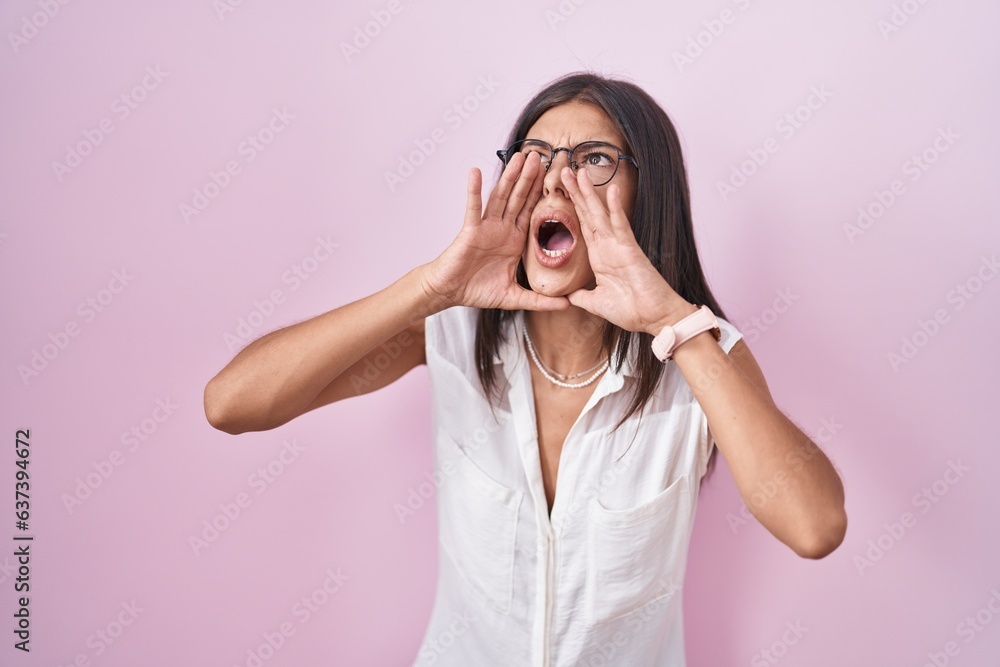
[518,140,551,163]
[572,143,617,170]
[581,149,614,167]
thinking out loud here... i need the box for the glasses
[496,139,638,187]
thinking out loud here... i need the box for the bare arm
[204,265,443,434]
[668,310,847,559]
[204,150,569,435]
[553,164,846,559]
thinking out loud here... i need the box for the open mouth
[537,220,575,257]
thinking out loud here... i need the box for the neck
[523,306,610,376]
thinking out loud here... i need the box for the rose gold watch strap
[659,305,721,361]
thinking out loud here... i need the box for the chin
[522,256,594,298]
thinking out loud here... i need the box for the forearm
[204,263,444,433]
[671,327,846,558]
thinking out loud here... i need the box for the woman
[204,72,846,666]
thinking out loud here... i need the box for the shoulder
[425,306,488,378]
[425,305,479,351]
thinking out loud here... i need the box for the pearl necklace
[523,324,610,389]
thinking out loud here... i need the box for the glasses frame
[496,139,639,187]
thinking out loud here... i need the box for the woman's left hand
[560,167,697,335]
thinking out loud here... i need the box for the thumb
[512,289,570,312]
[566,287,599,314]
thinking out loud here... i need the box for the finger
[560,168,608,242]
[465,167,483,227]
[509,288,570,312]
[572,169,616,239]
[559,167,591,221]
[482,151,525,222]
[513,154,545,234]
[606,184,633,238]
[503,151,541,226]
[565,287,599,315]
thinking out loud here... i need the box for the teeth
[542,247,568,258]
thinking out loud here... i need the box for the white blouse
[413,305,742,666]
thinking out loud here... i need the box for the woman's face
[520,100,638,298]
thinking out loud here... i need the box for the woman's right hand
[421,151,570,313]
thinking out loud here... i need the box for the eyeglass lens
[509,140,621,186]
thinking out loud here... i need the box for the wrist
[645,300,699,337]
[415,263,456,318]
[649,302,722,362]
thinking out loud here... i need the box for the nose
[541,148,573,199]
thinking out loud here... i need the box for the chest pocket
[436,431,523,614]
[584,472,694,625]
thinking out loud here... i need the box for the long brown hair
[474,71,730,479]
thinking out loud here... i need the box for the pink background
[2,1,999,665]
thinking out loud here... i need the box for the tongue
[547,229,573,251]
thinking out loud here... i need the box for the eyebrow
[523,137,620,147]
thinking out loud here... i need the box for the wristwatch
[651,304,721,362]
